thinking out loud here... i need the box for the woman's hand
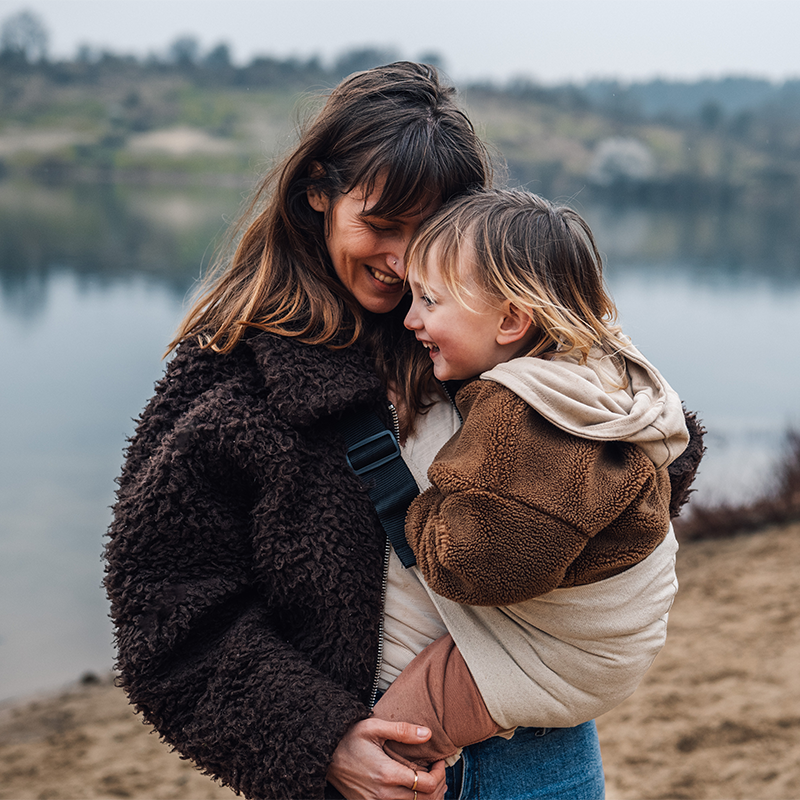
[326,717,447,800]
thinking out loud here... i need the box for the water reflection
[0,180,244,317]
[3,181,800,301]
[580,201,800,283]
[1,270,187,701]
[1,179,799,702]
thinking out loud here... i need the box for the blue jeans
[444,722,605,800]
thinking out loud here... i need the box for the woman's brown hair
[169,62,490,417]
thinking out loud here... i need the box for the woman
[104,62,614,800]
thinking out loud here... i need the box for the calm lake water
[1,179,799,702]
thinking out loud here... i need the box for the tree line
[3,7,800,211]
[0,9,434,89]
[4,7,800,133]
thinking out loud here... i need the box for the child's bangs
[441,237,486,308]
[406,225,438,290]
[410,217,484,308]
[417,226,455,281]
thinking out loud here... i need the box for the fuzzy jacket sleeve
[104,343,377,800]
[405,380,671,607]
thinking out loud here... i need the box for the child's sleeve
[406,381,667,606]
[372,633,506,768]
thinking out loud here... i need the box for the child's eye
[421,295,435,307]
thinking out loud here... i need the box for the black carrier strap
[336,408,419,568]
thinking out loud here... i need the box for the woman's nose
[386,252,405,278]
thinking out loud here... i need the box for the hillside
[2,57,799,217]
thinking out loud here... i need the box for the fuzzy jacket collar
[243,332,384,427]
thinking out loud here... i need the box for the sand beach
[1,522,799,800]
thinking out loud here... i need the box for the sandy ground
[1,522,799,800]
[0,125,237,159]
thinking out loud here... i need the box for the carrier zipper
[368,538,391,710]
[367,401,401,709]
[387,401,401,441]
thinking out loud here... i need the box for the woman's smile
[367,264,404,288]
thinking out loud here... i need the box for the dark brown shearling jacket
[104,333,390,800]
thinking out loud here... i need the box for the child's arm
[372,633,505,768]
[406,380,669,606]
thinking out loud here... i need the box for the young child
[372,188,695,767]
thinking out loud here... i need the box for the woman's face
[308,181,438,314]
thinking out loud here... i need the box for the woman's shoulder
[152,335,260,414]
[244,332,385,422]
[159,332,386,428]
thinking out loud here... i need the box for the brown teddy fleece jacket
[406,380,673,604]
[375,342,695,766]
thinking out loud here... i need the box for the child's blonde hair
[407,188,622,363]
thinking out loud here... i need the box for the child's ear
[306,162,329,212]
[496,302,533,345]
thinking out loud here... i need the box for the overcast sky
[2,0,799,85]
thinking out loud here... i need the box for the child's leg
[372,634,504,768]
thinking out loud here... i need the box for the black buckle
[346,431,401,475]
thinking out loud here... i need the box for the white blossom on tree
[588,137,656,185]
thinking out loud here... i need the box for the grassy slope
[1,66,795,204]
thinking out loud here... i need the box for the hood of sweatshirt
[481,338,689,469]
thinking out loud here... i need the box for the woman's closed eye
[364,219,397,234]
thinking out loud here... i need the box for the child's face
[404,246,517,382]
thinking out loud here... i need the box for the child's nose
[404,306,420,331]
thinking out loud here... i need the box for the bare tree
[0,10,48,63]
